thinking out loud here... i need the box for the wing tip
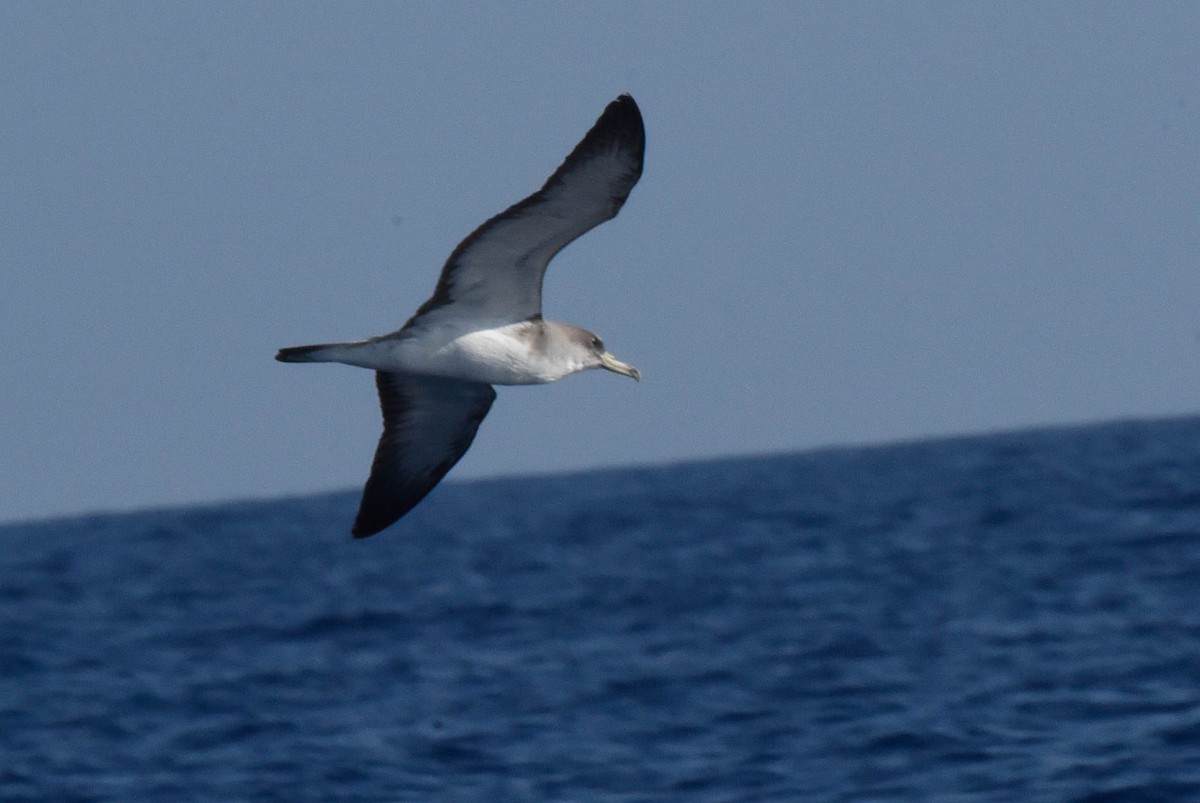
[352,501,413,538]
[611,93,640,118]
[595,93,645,150]
[351,527,378,539]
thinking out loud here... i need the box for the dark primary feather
[404,94,645,327]
[352,373,496,538]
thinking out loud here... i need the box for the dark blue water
[4,417,1200,801]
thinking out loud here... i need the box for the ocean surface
[4,417,1200,801]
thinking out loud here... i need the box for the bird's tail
[276,338,382,368]
[275,343,342,363]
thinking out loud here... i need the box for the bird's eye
[591,336,604,351]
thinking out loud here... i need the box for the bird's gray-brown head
[586,332,641,381]
[554,322,640,381]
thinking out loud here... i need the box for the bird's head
[582,331,640,381]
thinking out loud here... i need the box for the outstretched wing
[405,94,645,328]
[352,372,496,537]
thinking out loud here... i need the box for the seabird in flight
[277,94,644,537]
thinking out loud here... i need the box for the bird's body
[280,317,616,386]
[277,94,645,537]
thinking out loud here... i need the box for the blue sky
[2,2,1198,523]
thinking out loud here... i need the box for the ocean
[3,417,1200,801]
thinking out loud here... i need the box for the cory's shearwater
[277,94,644,537]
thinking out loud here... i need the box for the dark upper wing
[405,94,645,328]
[352,372,496,537]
